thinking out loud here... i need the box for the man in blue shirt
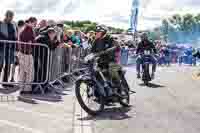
[0,10,17,86]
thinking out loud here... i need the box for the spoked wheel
[75,80,104,116]
[143,64,150,86]
[119,85,130,107]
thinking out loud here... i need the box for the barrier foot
[18,95,37,104]
[48,83,64,95]
[34,85,45,95]
[55,80,65,89]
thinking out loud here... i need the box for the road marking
[73,98,92,133]
[0,119,44,133]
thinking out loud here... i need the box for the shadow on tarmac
[0,86,20,94]
[17,93,63,104]
[17,77,74,104]
[139,82,165,88]
[79,106,133,121]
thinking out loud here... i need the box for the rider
[136,33,157,79]
[91,25,121,93]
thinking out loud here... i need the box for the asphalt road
[0,65,200,133]
[93,65,200,133]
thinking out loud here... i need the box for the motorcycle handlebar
[95,47,117,57]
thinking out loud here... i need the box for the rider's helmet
[141,33,148,41]
[96,25,108,34]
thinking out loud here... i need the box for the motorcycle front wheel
[142,64,150,86]
[75,80,105,116]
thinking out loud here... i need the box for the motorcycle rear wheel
[119,84,130,107]
[142,64,150,86]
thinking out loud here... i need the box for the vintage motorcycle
[75,49,130,115]
[141,50,153,85]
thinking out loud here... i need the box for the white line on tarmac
[74,98,92,133]
[0,103,71,122]
[34,98,72,108]
[0,119,44,133]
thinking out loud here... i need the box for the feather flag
[130,0,139,33]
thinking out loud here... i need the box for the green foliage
[160,13,200,43]
[147,29,161,42]
[63,20,124,33]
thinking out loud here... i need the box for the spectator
[74,31,82,46]
[55,22,64,43]
[159,45,170,66]
[17,20,25,40]
[29,17,37,28]
[178,48,186,65]
[20,17,36,43]
[0,10,17,86]
[18,17,36,94]
[38,20,56,36]
[64,30,79,48]
[39,20,47,29]
[87,31,95,46]
[11,20,25,83]
[35,20,47,36]
[47,20,56,27]
[36,28,59,50]
[34,27,59,92]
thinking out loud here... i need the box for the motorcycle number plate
[144,62,150,64]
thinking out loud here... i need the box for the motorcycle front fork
[142,64,151,80]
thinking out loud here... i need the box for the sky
[0,0,200,30]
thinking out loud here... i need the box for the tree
[161,19,169,42]
[85,23,96,33]
[182,14,195,31]
[160,13,200,43]
[171,14,182,25]
[63,20,124,33]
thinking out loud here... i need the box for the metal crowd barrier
[49,47,71,81]
[0,40,50,93]
[0,40,87,94]
[119,48,137,66]
[43,46,85,94]
[46,47,72,93]
[71,47,81,71]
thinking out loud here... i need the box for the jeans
[0,47,15,83]
[164,56,170,65]
[136,55,157,74]
[178,56,184,65]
